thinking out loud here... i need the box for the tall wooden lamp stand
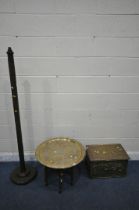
[7,47,37,184]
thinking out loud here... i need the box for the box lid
[86,144,129,161]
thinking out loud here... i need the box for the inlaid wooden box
[86,144,129,178]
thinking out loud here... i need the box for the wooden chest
[86,144,129,178]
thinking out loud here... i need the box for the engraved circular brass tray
[35,137,86,169]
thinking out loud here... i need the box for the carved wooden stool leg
[44,167,48,186]
[58,170,63,193]
[70,167,74,186]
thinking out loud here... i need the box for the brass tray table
[35,137,85,193]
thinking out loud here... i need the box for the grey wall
[0,0,139,158]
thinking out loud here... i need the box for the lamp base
[10,165,37,185]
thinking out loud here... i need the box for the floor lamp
[7,47,37,184]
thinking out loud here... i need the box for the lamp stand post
[7,47,37,184]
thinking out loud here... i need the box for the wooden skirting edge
[0,152,36,161]
[0,151,139,161]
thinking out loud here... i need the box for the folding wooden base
[44,166,74,193]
